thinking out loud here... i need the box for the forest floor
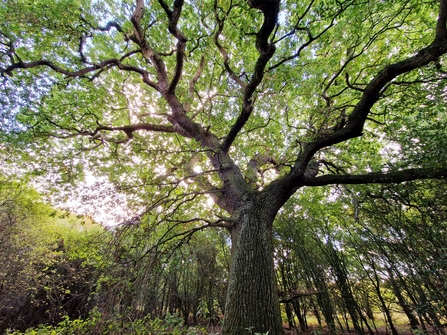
[200,326,417,335]
[281,325,437,335]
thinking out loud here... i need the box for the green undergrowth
[6,311,219,335]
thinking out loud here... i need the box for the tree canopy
[2,0,447,334]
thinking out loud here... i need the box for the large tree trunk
[222,201,284,335]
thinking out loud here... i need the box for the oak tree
[2,0,447,334]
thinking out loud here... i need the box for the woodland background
[1,177,446,334]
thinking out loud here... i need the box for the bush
[6,311,215,335]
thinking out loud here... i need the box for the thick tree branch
[41,122,176,143]
[222,0,280,152]
[92,123,175,136]
[302,167,447,187]
[79,17,125,34]
[130,0,169,91]
[436,0,447,42]
[130,0,146,43]
[245,153,278,187]
[157,0,173,16]
[157,0,187,93]
[290,0,447,181]
[1,58,159,90]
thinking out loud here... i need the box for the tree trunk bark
[222,202,284,335]
[387,267,420,330]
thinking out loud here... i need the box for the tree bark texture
[222,201,283,335]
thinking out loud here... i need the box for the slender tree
[2,1,447,334]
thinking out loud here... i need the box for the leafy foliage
[6,311,214,335]
[0,177,104,333]
[2,0,447,334]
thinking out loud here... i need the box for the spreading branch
[130,0,169,90]
[90,123,176,136]
[163,0,187,93]
[222,0,280,152]
[302,167,447,187]
[289,0,447,182]
[1,58,159,90]
[269,1,353,71]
